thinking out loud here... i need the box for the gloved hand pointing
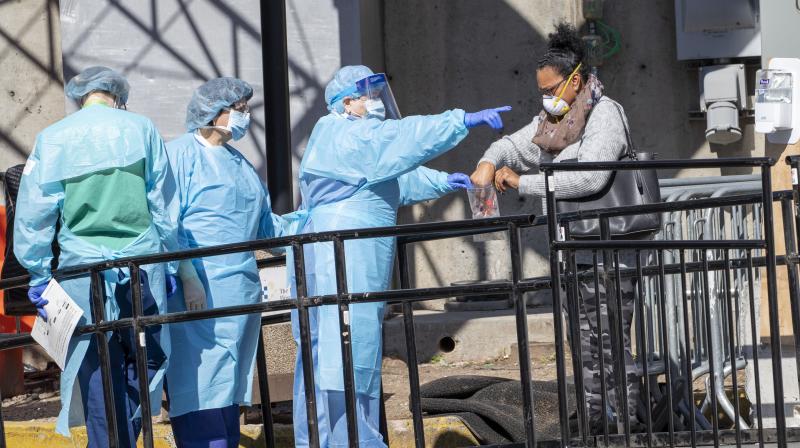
[464,106,512,130]
[28,283,49,321]
[447,173,473,190]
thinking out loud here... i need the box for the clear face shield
[355,73,401,120]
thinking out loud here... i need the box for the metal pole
[611,252,631,444]
[256,331,276,448]
[655,250,676,445]
[600,220,627,441]
[509,222,537,448]
[760,165,787,446]
[292,242,321,448]
[593,255,610,446]
[332,238,360,448]
[678,251,698,448]
[722,252,744,447]
[701,252,721,448]
[746,251,765,446]
[397,242,425,448]
[259,0,293,214]
[90,269,120,448]
[379,384,389,444]
[128,263,154,448]
[635,251,653,448]
[563,232,588,444]
[544,172,571,446]
[780,197,800,392]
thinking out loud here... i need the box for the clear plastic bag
[467,185,503,241]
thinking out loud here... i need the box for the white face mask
[365,98,386,120]
[542,95,571,116]
[541,63,583,117]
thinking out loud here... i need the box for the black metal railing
[541,157,800,448]
[0,157,798,447]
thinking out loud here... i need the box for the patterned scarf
[532,74,604,154]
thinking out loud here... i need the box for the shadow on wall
[387,0,562,289]
[387,0,725,291]
[57,0,274,174]
[0,0,70,164]
[1,0,363,194]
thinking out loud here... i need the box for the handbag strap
[606,100,647,191]
[609,101,636,161]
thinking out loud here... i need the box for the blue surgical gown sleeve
[14,136,64,286]
[397,166,455,207]
[257,185,286,239]
[302,109,468,186]
[144,124,181,274]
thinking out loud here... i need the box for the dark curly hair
[537,22,589,81]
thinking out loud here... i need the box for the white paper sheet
[31,279,85,370]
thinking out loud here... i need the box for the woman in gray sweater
[471,23,643,434]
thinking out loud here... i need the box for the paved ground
[2,346,568,423]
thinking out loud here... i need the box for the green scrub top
[62,158,151,250]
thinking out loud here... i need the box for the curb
[2,415,479,447]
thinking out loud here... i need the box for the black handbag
[1,165,60,316]
[555,104,662,239]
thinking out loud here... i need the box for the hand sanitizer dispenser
[755,58,800,144]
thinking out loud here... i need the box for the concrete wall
[384,0,768,286]
[0,0,65,172]
[1,0,372,200]
[58,0,269,176]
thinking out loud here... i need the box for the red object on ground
[0,205,29,397]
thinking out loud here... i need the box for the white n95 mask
[542,96,571,116]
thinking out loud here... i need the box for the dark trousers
[170,405,241,448]
[570,265,642,432]
[77,273,164,448]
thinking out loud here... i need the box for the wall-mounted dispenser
[699,64,747,145]
[755,58,800,145]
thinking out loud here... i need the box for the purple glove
[166,274,179,298]
[27,283,49,321]
[447,172,473,190]
[464,106,512,130]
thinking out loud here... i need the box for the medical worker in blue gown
[287,65,511,447]
[164,77,284,448]
[14,66,181,447]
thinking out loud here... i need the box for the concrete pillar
[0,0,65,170]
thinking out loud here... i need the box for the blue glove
[447,172,473,190]
[27,283,49,321]
[166,274,179,298]
[464,106,512,130]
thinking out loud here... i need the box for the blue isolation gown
[287,109,468,447]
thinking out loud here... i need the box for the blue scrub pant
[77,273,165,448]
[292,307,386,448]
[169,405,240,448]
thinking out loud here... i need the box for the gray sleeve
[477,118,543,172]
[517,99,628,199]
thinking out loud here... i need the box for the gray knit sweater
[479,96,643,266]
[478,96,629,200]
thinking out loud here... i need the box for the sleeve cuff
[29,273,52,287]
[477,157,499,169]
[518,174,546,198]
[437,170,456,194]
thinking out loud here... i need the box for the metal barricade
[0,157,800,447]
[643,175,764,433]
[543,156,800,447]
